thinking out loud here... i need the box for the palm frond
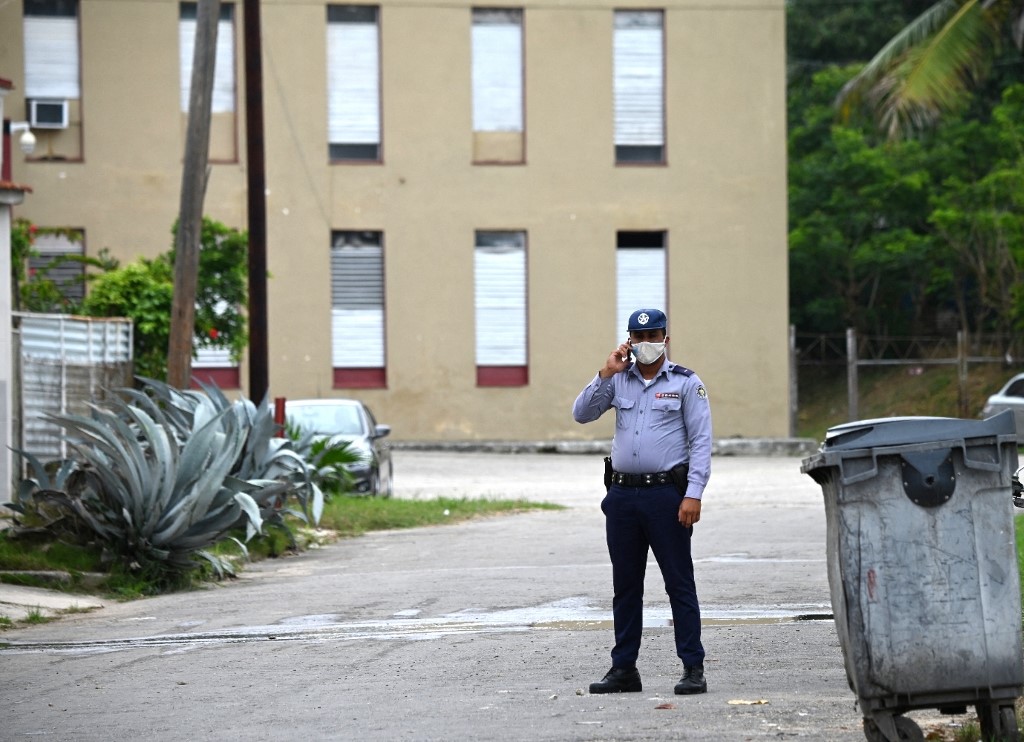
[836,0,1005,138]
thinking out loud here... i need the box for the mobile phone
[622,339,633,363]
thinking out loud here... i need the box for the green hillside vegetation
[796,363,1023,444]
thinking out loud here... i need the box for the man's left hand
[678,497,701,528]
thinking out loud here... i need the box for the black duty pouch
[669,463,690,498]
[604,456,613,492]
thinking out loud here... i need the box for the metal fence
[14,313,134,462]
[792,328,1024,426]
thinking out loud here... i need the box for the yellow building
[0,0,788,443]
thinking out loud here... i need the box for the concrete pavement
[0,447,985,741]
[0,438,819,621]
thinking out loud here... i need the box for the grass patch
[23,607,50,624]
[796,364,1018,443]
[319,495,562,537]
[0,532,104,574]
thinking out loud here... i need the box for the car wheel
[370,469,382,497]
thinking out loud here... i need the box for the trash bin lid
[821,410,1016,451]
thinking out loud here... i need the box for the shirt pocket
[612,396,636,429]
[650,397,681,427]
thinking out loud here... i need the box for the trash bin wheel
[977,702,1019,742]
[863,715,924,742]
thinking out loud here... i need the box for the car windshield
[288,404,366,436]
[1004,379,1024,398]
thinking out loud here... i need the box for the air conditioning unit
[28,99,69,129]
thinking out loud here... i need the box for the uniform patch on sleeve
[696,385,708,399]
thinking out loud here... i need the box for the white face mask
[631,341,666,365]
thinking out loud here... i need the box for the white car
[981,373,1024,437]
[285,398,393,497]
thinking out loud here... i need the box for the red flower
[209,328,219,339]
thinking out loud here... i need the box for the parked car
[981,372,1024,435]
[285,398,393,497]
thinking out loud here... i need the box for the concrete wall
[0,0,788,442]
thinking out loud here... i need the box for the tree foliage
[788,1,1024,342]
[833,0,1024,139]
[48,218,251,380]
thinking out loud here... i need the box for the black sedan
[285,398,393,497]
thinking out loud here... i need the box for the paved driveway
[0,452,968,741]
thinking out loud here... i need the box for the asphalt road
[0,451,971,741]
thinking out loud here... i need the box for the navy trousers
[601,482,705,669]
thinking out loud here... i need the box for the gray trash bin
[801,410,1023,742]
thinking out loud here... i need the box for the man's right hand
[600,342,632,378]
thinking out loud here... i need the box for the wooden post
[244,0,269,404]
[168,0,221,389]
[847,328,858,421]
[957,329,969,418]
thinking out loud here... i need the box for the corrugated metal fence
[14,313,133,462]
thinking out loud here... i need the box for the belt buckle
[644,474,652,485]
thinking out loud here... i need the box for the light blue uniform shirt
[572,359,712,500]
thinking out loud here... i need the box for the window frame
[471,7,525,165]
[179,2,236,115]
[475,230,528,387]
[613,9,666,166]
[326,4,383,164]
[330,229,387,388]
[616,230,667,335]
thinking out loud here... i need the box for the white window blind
[327,7,381,147]
[613,10,663,147]
[475,232,526,366]
[331,232,385,368]
[472,8,523,133]
[616,236,666,335]
[23,15,80,99]
[193,346,233,367]
[179,4,236,114]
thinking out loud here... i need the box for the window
[331,231,386,387]
[179,3,237,161]
[23,0,81,158]
[28,230,85,306]
[326,5,381,162]
[472,8,524,164]
[616,231,666,333]
[475,231,527,386]
[179,3,235,114]
[613,10,664,164]
[192,346,239,389]
[191,297,239,389]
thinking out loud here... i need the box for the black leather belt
[611,470,672,487]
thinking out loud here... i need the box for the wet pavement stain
[0,603,832,655]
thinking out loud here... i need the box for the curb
[389,438,821,457]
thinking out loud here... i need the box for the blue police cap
[627,308,667,332]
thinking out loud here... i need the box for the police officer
[572,308,712,695]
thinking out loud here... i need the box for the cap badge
[637,312,650,326]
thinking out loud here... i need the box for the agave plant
[9,398,268,580]
[116,378,329,538]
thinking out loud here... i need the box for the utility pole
[168,0,220,389]
[244,0,269,403]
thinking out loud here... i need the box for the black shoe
[674,664,707,695]
[589,666,642,694]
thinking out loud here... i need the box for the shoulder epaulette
[669,365,694,376]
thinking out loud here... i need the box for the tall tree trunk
[168,0,220,388]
